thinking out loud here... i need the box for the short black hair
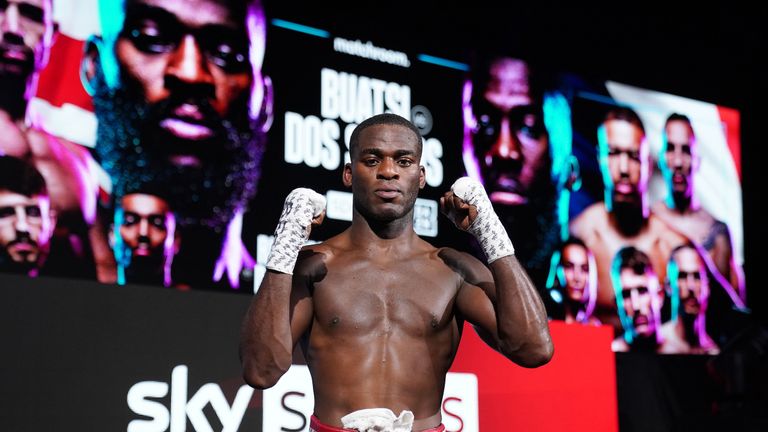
[348,113,422,159]
[0,156,48,197]
[616,246,652,276]
[469,54,545,107]
[665,112,692,126]
[603,106,646,136]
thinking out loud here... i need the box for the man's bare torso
[570,203,685,320]
[297,232,468,428]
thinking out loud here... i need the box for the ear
[253,74,274,133]
[343,162,352,188]
[108,226,115,249]
[48,208,57,233]
[173,231,181,254]
[419,165,426,189]
[80,36,103,96]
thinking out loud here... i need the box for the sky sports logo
[263,365,479,432]
[333,37,411,68]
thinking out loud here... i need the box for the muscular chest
[311,258,459,336]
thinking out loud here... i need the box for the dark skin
[240,123,553,429]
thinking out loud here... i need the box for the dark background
[261,5,768,430]
[2,4,767,431]
[265,3,767,320]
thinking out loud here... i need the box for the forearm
[240,188,325,388]
[240,271,295,389]
[491,256,553,367]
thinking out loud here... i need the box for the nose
[0,3,21,36]
[13,206,29,232]
[376,158,399,180]
[671,148,685,168]
[488,116,521,162]
[574,267,586,284]
[138,218,150,237]
[618,152,630,175]
[165,34,214,86]
[629,289,641,311]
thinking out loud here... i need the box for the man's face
[0,189,52,270]
[673,247,705,316]
[0,0,48,80]
[468,58,549,206]
[664,120,695,198]
[117,193,174,262]
[604,119,645,206]
[620,268,657,337]
[562,244,589,302]
[115,0,252,166]
[344,124,425,223]
[92,0,265,229]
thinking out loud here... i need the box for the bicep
[289,249,322,346]
[289,276,313,345]
[454,257,500,348]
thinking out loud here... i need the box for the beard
[123,253,166,285]
[612,199,644,236]
[0,41,36,120]
[0,72,29,120]
[494,177,559,271]
[91,70,265,232]
[0,245,37,275]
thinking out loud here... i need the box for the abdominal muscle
[306,319,458,429]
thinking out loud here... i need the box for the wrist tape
[451,177,515,263]
[265,188,326,274]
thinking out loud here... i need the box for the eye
[126,20,178,54]
[18,2,45,23]
[198,27,250,73]
[24,205,42,218]
[205,41,249,72]
[123,213,139,226]
[0,206,14,219]
[397,159,414,167]
[149,215,167,230]
[363,158,379,167]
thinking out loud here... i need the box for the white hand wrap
[265,188,326,275]
[451,177,515,263]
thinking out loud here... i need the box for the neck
[611,202,646,236]
[0,74,32,122]
[672,192,700,214]
[350,208,417,244]
[564,298,587,321]
[681,311,706,346]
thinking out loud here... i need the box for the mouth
[375,188,401,200]
[684,297,699,308]
[633,315,650,330]
[614,181,635,195]
[133,246,152,257]
[158,103,215,141]
[488,176,528,205]
[9,241,37,253]
[489,191,527,205]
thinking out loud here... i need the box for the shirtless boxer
[240,113,553,431]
